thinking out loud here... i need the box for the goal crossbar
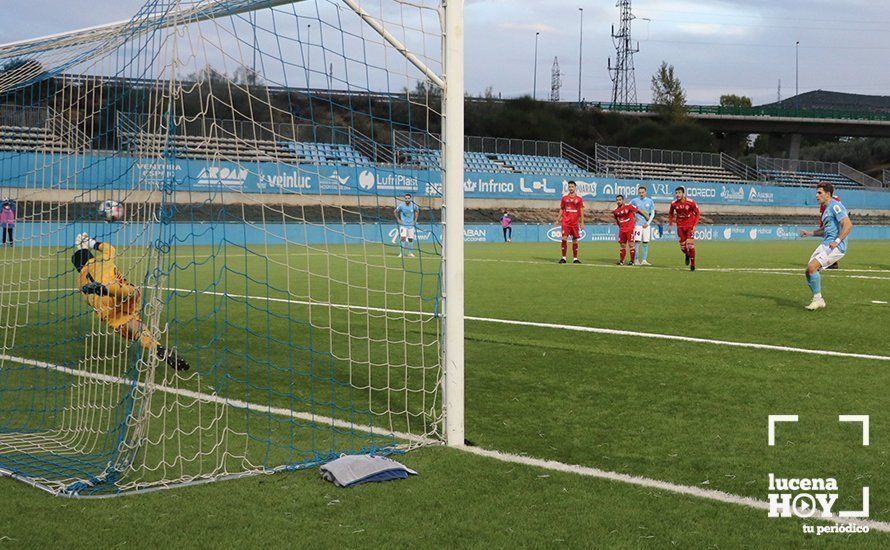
[0,0,446,89]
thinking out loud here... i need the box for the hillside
[760,90,890,113]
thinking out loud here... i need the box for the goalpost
[0,0,463,496]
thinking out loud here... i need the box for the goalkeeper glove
[75,233,97,250]
[81,282,109,296]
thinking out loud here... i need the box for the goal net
[0,0,459,496]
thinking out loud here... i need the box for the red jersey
[669,198,701,229]
[612,204,640,231]
[560,194,584,226]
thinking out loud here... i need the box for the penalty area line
[461,446,890,533]
[465,316,890,362]
[165,287,890,362]
[466,258,890,280]
[2,287,887,362]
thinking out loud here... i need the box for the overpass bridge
[591,103,890,159]
[591,103,890,138]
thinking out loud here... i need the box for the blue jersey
[396,202,420,227]
[629,197,655,225]
[821,199,849,253]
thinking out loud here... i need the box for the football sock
[806,271,822,296]
[139,328,159,350]
[680,243,688,256]
[620,248,626,263]
[641,243,649,262]
[561,240,567,257]
[407,240,414,253]
[572,241,578,259]
[688,244,696,266]
[630,247,636,263]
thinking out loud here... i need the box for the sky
[2,0,889,106]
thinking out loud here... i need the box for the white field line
[11,250,890,280]
[685,266,890,274]
[465,316,890,361]
[466,258,890,280]
[5,352,889,532]
[5,287,890,362]
[0,354,429,445]
[165,287,890,361]
[462,446,890,533]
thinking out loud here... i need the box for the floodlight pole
[533,32,540,99]
[578,8,584,105]
[443,0,465,447]
[795,41,800,110]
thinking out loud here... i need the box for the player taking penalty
[71,234,190,371]
[799,183,853,310]
[668,186,701,271]
[557,181,584,264]
[612,195,648,265]
[819,193,842,270]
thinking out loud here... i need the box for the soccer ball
[99,200,124,222]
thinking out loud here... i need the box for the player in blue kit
[630,185,655,266]
[394,193,420,257]
[799,183,853,310]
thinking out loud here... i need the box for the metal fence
[756,156,840,175]
[0,105,47,128]
[756,156,885,189]
[592,102,890,122]
[596,144,723,167]
[464,136,564,157]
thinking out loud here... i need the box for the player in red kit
[612,195,648,265]
[668,186,701,271]
[556,181,584,264]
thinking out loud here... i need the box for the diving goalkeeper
[71,233,190,371]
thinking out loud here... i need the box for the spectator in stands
[500,210,513,242]
[0,201,14,246]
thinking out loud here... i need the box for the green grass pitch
[1,239,889,547]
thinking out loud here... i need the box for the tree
[233,66,262,86]
[0,58,46,93]
[650,62,686,121]
[719,94,752,108]
[185,65,228,84]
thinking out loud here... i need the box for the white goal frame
[0,0,466,449]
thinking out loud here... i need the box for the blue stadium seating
[283,142,370,165]
[397,147,509,172]
[761,170,860,187]
[396,147,588,175]
[494,153,589,176]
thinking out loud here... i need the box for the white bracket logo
[767,414,870,520]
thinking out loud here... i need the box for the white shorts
[399,226,416,240]
[809,244,845,270]
[633,225,652,243]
